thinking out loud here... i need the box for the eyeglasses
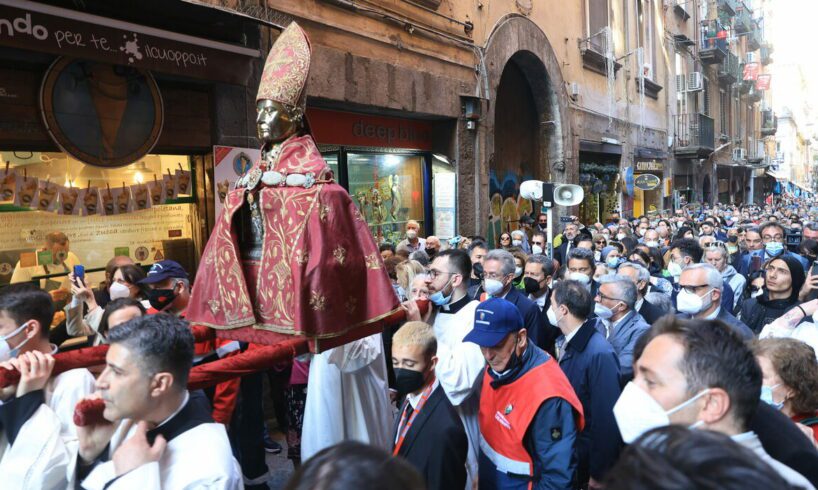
[483,272,508,280]
[679,284,712,294]
[428,269,458,280]
[596,292,625,303]
[500,236,511,242]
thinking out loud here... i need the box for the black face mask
[148,287,177,311]
[427,248,438,259]
[472,262,484,279]
[523,277,542,295]
[394,368,426,397]
[728,235,739,243]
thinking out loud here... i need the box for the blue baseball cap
[139,260,189,284]
[463,298,524,348]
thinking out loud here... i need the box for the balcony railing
[747,136,765,163]
[746,20,762,51]
[674,113,715,158]
[718,0,738,16]
[761,44,773,65]
[748,86,763,103]
[700,19,728,65]
[734,1,753,33]
[761,110,777,136]
[718,52,740,86]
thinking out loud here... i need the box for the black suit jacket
[750,400,818,488]
[637,298,667,325]
[504,287,546,348]
[393,385,468,490]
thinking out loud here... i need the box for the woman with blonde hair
[396,260,425,297]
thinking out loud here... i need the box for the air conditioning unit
[687,72,704,92]
[642,63,654,80]
[676,74,687,93]
[732,148,746,161]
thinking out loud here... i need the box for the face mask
[426,248,437,259]
[472,262,484,278]
[531,245,543,255]
[394,368,427,397]
[614,381,711,443]
[546,306,560,326]
[429,276,454,306]
[765,241,784,256]
[594,302,614,320]
[523,277,542,295]
[512,239,522,247]
[148,287,177,311]
[109,282,131,300]
[568,272,590,285]
[676,288,713,315]
[667,261,683,278]
[645,240,659,248]
[606,257,621,269]
[760,384,784,411]
[751,288,764,299]
[406,230,418,240]
[617,233,627,240]
[594,251,602,262]
[484,278,504,297]
[0,322,31,362]
[514,266,523,278]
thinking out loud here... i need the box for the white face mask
[676,288,714,315]
[594,302,615,320]
[645,240,659,248]
[109,281,131,300]
[512,239,523,247]
[614,381,710,443]
[406,229,418,240]
[667,261,683,278]
[484,278,504,297]
[617,233,627,240]
[531,245,543,255]
[514,266,523,278]
[0,322,31,363]
[568,272,590,285]
[546,306,560,326]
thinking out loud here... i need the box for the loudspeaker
[553,184,584,206]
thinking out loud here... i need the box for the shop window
[0,151,196,288]
[578,161,620,224]
[432,155,457,240]
[347,152,425,245]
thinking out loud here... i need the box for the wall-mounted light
[461,95,482,131]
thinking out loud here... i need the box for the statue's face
[256,99,298,143]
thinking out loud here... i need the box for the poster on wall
[213,146,260,218]
[433,172,456,239]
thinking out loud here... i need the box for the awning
[765,170,787,181]
[580,140,622,155]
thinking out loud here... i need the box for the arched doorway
[703,174,712,204]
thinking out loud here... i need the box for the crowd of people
[4,198,818,489]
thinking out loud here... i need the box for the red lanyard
[393,380,435,455]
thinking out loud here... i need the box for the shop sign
[756,74,771,91]
[635,160,663,172]
[743,62,760,81]
[634,173,660,191]
[0,2,258,85]
[433,172,456,239]
[307,108,434,151]
[40,57,163,168]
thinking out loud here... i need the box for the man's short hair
[107,313,195,390]
[45,231,69,246]
[684,263,723,291]
[484,249,516,276]
[704,246,729,262]
[669,238,704,263]
[409,250,429,266]
[598,274,638,310]
[604,426,793,490]
[393,321,437,358]
[567,247,595,271]
[526,254,555,277]
[619,261,650,284]
[436,249,472,279]
[0,289,53,338]
[639,316,762,429]
[467,239,488,255]
[759,221,785,238]
[552,280,593,319]
[531,231,546,242]
[379,243,396,254]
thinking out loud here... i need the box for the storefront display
[633,159,665,216]
[578,162,620,225]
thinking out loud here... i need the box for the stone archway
[479,15,571,239]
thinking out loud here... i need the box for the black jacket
[636,298,667,325]
[738,294,799,334]
[750,401,818,488]
[392,385,468,490]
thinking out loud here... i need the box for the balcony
[761,44,773,65]
[674,113,715,158]
[747,136,765,164]
[734,1,753,33]
[673,0,690,21]
[718,52,740,86]
[746,21,762,51]
[718,0,738,16]
[761,110,777,136]
[700,20,728,65]
[747,86,763,103]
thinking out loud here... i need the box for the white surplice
[300,333,391,461]
[0,368,95,489]
[433,299,483,490]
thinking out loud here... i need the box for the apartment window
[702,78,711,117]
[637,0,656,79]
[586,0,610,52]
[720,90,730,136]
[675,52,690,115]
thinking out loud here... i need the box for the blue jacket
[479,345,578,490]
[597,310,650,385]
[739,249,808,277]
[558,319,622,483]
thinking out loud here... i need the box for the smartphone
[812,261,818,279]
[73,265,85,285]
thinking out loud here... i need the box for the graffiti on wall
[486,169,534,248]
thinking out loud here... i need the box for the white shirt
[10,251,81,292]
[529,292,547,310]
